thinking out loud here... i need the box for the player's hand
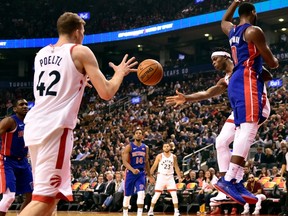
[177,176,183,183]
[109,54,138,76]
[132,168,140,175]
[148,175,155,184]
[85,76,92,88]
[165,90,186,107]
[261,66,273,82]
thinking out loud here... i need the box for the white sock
[137,208,143,216]
[123,209,128,215]
[149,206,154,212]
[174,208,179,213]
[225,162,240,181]
[235,166,244,183]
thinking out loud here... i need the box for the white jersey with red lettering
[24,44,86,145]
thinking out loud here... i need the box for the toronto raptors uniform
[154,153,176,192]
[24,44,86,202]
[124,142,147,196]
[0,115,33,194]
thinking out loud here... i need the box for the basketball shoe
[214,177,246,205]
[235,180,258,204]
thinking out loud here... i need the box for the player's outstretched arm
[74,45,138,100]
[165,80,226,107]
[221,0,241,36]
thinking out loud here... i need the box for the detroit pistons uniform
[0,115,33,195]
[216,72,270,173]
[154,153,177,192]
[24,44,86,202]
[228,23,264,126]
[124,142,147,196]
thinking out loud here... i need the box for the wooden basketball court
[6,211,280,216]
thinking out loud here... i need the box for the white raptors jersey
[24,44,86,145]
[158,153,174,175]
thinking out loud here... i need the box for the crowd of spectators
[0,0,265,39]
[1,60,287,212]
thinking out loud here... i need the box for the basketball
[137,59,163,86]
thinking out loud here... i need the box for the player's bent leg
[170,191,180,216]
[136,191,145,216]
[148,192,161,216]
[0,189,15,214]
[215,121,235,174]
[20,192,32,212]
[18,199,58,216]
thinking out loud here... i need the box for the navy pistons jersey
[229,23,263,73]
[0,115,27,158]
[227,23,264,126]
[129,142,146,170]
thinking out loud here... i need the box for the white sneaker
[213,191,228,201]
[174,212,181,216]
[241,210,250,214]
[148,211,154,216]
[252,210,259,215]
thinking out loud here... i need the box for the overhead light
[281,28,287,31]
[204,33,210,37]
[137,44,143,48]
[279,18,284,22]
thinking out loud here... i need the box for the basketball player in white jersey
[166,48,271,205]
[19,12,138,216]
[148,143,182,216]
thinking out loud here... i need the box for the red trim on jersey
[56,192,73,201]
[167,189,177,192]
[0,155,6,193]
[0,133,13,156]
[225,119,234,123]
[32,194,55,203]
[243,68,259,122]
[56,128,68,169]
[70,44,78,54]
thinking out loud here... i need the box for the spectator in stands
[100,171,116,211]
[77,170,90,184]
[242,166,252,182]
[276,143,288,167]
[270,166,281,178]
[91,175,106,211]
[254,147,266,166]
[241,174,266,215]
[263,148,277,168]
[196,170,217,209]
[258,167,271,179]
[206,151,217,170]
[197,169,205,188]
[279,143,288,216]
[186,170,199,184]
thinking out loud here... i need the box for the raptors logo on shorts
[50,175,62,188]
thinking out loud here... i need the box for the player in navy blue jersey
[122,128,155,216]
[214,0,279,205]
[0,99,33,216]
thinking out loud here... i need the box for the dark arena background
[0,0,287,215]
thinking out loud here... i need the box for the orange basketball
[137,59,163,86]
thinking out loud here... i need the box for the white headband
[211,51,231,59]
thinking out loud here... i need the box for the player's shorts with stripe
[0,155,33,194]
[27,128,73,203]
[124,169,146,196]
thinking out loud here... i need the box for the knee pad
[151,192,161,204]
[123,196,131,208]
[0,190,16,212]
[170,191,178,204]
[136,191,145,205]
